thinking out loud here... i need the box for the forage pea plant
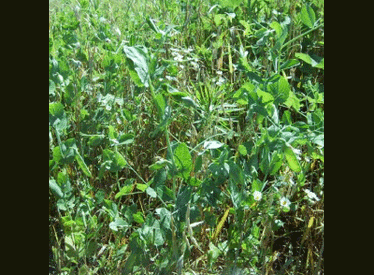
[49,0,323,274]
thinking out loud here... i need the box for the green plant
[49,0,323,273]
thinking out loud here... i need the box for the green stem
[149,82,177,201]
[165,128,177,201]
[280,24,323,51]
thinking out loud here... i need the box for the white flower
[114,27,121,36]
[304,189,320,202]
[172,52,184,62]
[280,197,291,207]
[253,191,262,201]
[190,61,199,70]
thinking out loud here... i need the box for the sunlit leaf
[115,181,135,199]
[49,179,63,199]
[173,142,192,179]
[284,146,302,173]
[300,4,316,28]
[133,212,145,224]
[123,45,149,87]
[204,140,224,150]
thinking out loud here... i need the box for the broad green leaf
[52,146,63,163]
[204,140,224,150]
[214,14,225,26]
[49,179,63,198]
[49,102,69,133]
[108,125,117,140]
[141,215,164,247]
[257,88,274,104]
[228,179,242,209]
[284,90,301,111]
[181,96,199,108]
[112,151,127,169]
[267,75,290,105]
[123,45,149,87]
[239,20,252,36]
[217,0,242,9]
[154,93,166,119]
[270,21,282,37]
[103,199,118,218]
[146,186,157,198]
[208,242,222,266]
[149,158,171,170]
[315,58,324,69]
[284,146,302,172]
[194,155,203,172]
[280,59,300,70]
[189,177,202,187]
[269,152,283,175]
[155,207,172,232]
[109,217,128,231]
[310,134,324,147]
[88,135,105,147]
[209,162,229,183]
[295,53,316,66]
[146,17,160,34]
[251,179,265,193]
[150,105,172,138]
[238,144,247,155]
[115,181,135,199]
[173,142,192,179]
[128,69,144,87]
[117,133,135,145]
[228,160,244,186]
[300,4,316,28]
[54,138,77,164]
[233,81,257,105]
[49,80,55,96]
[136,183,148,192]
[176,186,192,220]
[133,212,145,224]
[64,235,79,260]
[102,149,127,172]
[295,53,324,69]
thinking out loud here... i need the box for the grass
[49,0,324,274]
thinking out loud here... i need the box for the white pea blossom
[280,197,291,208]
[304,189,320,203]
[253,191,262,201]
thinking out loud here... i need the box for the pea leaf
[300,4,316,28]
[284,146,301,173]
[173,142,192,180]
[123,45,149,87]
[146,186,157,198]
[49,179,63,199]
[136,183,148,192]
[133,212,145,224]
[267,75,290,105]
[115,181,135,199]
[204,140,224,150]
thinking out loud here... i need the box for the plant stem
[281,24,322,51]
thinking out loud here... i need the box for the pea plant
[49,0,324,274]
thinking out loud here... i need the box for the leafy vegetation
[49,0,324,274]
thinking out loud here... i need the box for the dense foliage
[49,0,324,274]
